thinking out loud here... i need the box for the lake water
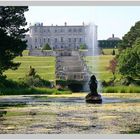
[0,93,140,134]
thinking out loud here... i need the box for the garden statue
[85,75,102,103]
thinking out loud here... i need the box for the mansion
[25,22,97,50]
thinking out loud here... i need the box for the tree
[106,57,117,81]
[42,43,51,50]
[118,21,140,52]
[118,38,140,78]
[0,6,29,76]
[28,66,36,77]
[112,49,115,55]
[79,44,87,50]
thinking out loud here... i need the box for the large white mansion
[25,22,97,50]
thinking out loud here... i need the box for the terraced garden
[4,50,116,82]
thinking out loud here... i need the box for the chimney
[112,34,114,38]
[65,22,67,26]
[82,22,85,26]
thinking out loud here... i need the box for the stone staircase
[55,50,90,82]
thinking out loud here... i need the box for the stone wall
[29,50,55,56]
[28,49,93,57]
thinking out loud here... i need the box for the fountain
[85,23,102,103]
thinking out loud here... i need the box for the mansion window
[74,38,76,42]
[44,38,46,42]
[79,28,82,32]
[55,38,57,42]
[68,38,71,42]
[79,38,82,42]
[61,37,63,42]
[35,38,37,42]
[61,29,64,32]
[77,75,80,79]
[34,28,37,32]
[73,28,77,32]
[48,38,50,42]
[68,28,72,32]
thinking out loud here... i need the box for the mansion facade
[25,22,96,50]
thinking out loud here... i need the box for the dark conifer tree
[0,6,28,76]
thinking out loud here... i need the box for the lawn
[102,48,119,55]
[84,55,121,81]
[4,54,55,81]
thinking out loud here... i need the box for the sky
[24,6,140,40]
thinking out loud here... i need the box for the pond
[0,93,140,134]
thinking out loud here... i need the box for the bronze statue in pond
[89,75,98,96]
[85,75,102,104]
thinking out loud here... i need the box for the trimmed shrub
[19,66,52,88]
[0,75,6,88]
[20,75,51,88]
[28,66,36,77]
[42,43,51,50]
[56,79,83,92]
[120,76,134,86]
[0,87,72,95]
[68,83,83,92]
[101,80,109,87]
[112,49,115,55]
[56,80,67,88]
[67,80,83,92]
[102,86,140,93]
[79,44,87,50]
[0,76,27,89]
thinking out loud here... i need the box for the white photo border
[0,0,140,139]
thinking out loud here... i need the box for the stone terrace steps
[63,66,84,72]
[55,50,89,82]
[57,56,80,61]
[60,62,83,66]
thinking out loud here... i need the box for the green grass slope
[4,55,55,81]
[84,55,121,81]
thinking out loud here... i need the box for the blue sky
[25,6,140,40]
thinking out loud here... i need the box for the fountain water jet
[85,22,102,103]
